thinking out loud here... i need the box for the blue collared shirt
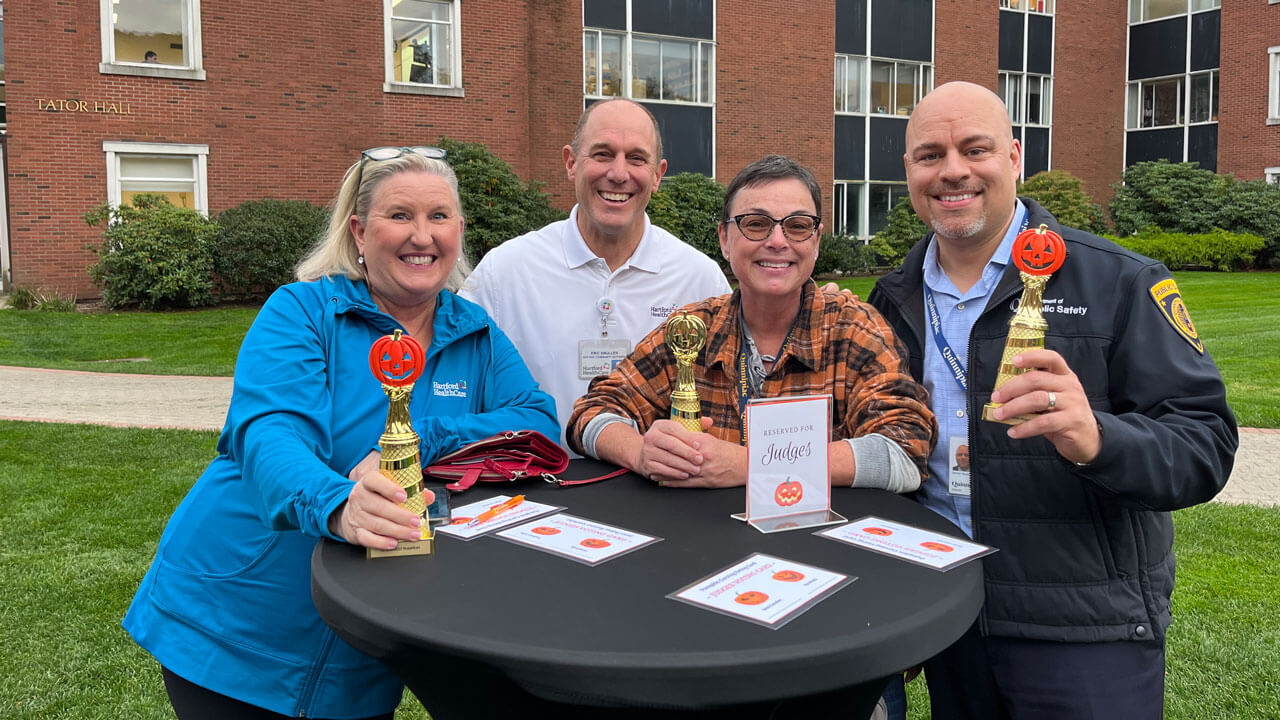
[918,201,1026,538]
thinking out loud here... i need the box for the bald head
[903,81,1023,253]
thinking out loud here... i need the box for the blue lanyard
[735,300,801,446]
[923,215,1030,395]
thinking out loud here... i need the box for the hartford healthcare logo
[432,380,468,398]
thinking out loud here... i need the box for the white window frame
[1265,167,1280,184]
[99,0,205,80]
[868,59,933,117]
[1126,75,1186,129]
[103,142,209,216]
[1269,46,1280,125]
[583,28,714,106]
[834,54,867,114]
[384,0,464,97]
[1187,69,1218,125]
[1000,0,1054,15]
[1129,0,1219,24]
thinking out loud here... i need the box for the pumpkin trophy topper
[666,311,708,432]
[982,224,1067,425]
[367,329,433,558]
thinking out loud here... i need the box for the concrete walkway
[1,364,1276,507]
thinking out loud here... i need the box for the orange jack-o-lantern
[772,570,805,582]
[921,541,954,552]
[1012,224,1066,276]
[450,517,472,525]
[369,329,426,387]
[531,526,560,536]
[773,479,804,506]
[735,591,769,606]
[580,538,611,549]
[863,526,893,536]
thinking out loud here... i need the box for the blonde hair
[296,152,473,291]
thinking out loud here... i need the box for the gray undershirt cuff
[581,413,638,459]
[847,434,921,493]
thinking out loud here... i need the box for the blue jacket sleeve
[415,320,559,464]
[221,286,355,540]
[1079,263,1238,511]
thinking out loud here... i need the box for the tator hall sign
[37,98,134,115]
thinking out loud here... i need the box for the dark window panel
[631,0,714,40]
[836,0,868,56]
[1188,124,1217,172]
[1026,15,1053,75]
[645,102,713,176]
[1128,17,1186,80]
[1125,128,1183,167]
[870,0,931,63]
[1190,10,1219,73]
[584,0,627,31]
[869,116,909,182]
[1023,126,1050,178]
[999,12,1025,72]
[835,115,867,180]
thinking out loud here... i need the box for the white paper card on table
[434,494,561,540]
[817,516,997,571]
[668,553,854,629]
[744,395,844,533]
[495,513,661,566]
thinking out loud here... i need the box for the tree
[871,197,928,267]
[1109,160,1226,236]
[646,172,727,267]
[213,198,328,298]
[1018,169,1107,235]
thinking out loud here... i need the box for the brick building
[2,0,1277,296]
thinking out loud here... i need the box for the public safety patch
[1149,279,1203,354]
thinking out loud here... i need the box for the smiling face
[563,100,667,249]
[904,82,1022,254]
[718,177,820,309]
[955,444,970,470]
[351,171,463,318]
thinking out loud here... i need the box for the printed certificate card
[434,495,561,540]
[669,553,853,629]
[495,514,661,566]
[818,516,997,571]
[744,395,844,533]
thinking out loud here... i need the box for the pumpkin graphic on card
[580,538,611,549]
[735,591,769,605]
[773,478,803,506]
[772,570,805,582]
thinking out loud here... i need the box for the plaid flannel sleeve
[566,324,680,455]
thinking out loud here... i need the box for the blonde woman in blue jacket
[123,148,558,719]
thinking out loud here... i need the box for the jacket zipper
[293,630,337,717]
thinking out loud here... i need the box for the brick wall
[934,1,999,90]
[6,0,540,295]
[1217,2,1280,182]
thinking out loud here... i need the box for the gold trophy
[666,311,707,432]
[367,329,433,558]
[983,224,1067,425]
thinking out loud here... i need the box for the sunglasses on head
[356,146,447,187]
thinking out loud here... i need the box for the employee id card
[578,338,631,379]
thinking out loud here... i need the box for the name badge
[578,338,631,380]
[948,435,971,497]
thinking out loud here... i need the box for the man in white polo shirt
[461,98,730,450]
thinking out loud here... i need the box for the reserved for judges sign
[744,395,843,532]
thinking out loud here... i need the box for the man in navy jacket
[869,81,1237,719]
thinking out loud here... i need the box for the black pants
[922,622,1166,720]
[162,667,396,720]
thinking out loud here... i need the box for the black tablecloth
[313,460,983,718]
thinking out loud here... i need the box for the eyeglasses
[725,213,821,242]
[356,146,447,187]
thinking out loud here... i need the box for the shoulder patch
[1149,279,1203,354]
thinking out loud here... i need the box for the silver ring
[1047,391,1057,410]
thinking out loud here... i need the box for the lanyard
[735,300,802,446]
[923,215,1030,395]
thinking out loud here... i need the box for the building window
[835,55,866,113]
[0,0,6,132]
[1188,70,1218,124]
[99,0,204,80]
[870,60,932,116]
[1127,76,1184,129]
[103,142,209,215]
[1000,0,1054,14]
[583,30,713,104]
[1270,46,1280,124]
[1129,0,1219,23]
[833,181,910,239]
[1266,167,1280,184]
[386,0,462,96]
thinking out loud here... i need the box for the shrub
[8,287,77,311]
[871,197,928,267]
[1109,161,1226,237]
[436,137,566,262]
[1106,228,1266,272]
[646,172,726,265]
[85,194,218,310]
[814,233,877,277]
[1018,169,1108,235]
[213,198,328,298]
[1217,179,1280,269]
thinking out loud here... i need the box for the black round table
[312,460,983,719]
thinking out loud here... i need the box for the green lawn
[839,271,1280,428]
[1,419,1276,719]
